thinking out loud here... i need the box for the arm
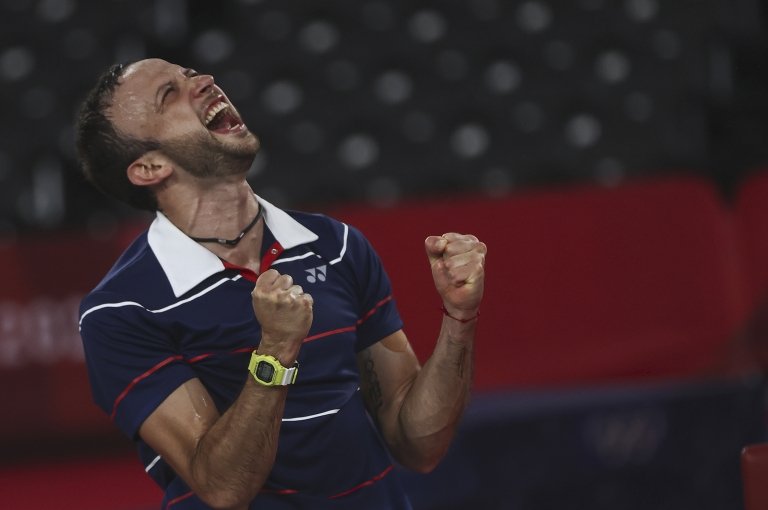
[357,233,485,473]
[139,269,312,510]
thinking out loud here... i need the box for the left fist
[425,233,487,321]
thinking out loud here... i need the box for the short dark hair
[75,62,160,211]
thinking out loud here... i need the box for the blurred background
[2,0,768,508]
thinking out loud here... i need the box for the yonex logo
[305,265,327,283]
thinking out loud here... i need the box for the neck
[159,180,265,268]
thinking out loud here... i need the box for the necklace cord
[189,206,263,246]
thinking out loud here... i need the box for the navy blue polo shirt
[79,196,412,509]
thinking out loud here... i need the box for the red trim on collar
[222,260,258,283]
[260,241,284,273]
[220,241,284,282]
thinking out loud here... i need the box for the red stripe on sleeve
[301,295,394,344]
[328,464,394,499]
[187,353,212,363]
[110,355,184,421]
[303,326,356,343]
[260,488,300,495]
[356,295,393,325]
[165,490,194,509]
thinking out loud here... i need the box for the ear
[126,151,173,187]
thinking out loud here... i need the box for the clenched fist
[252,269,313,362]
[425,233,486,322]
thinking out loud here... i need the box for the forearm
[140,270,311,510]
[189,332,302,508]
[189,378,286,509]
[394,316,475,472]
[359,232,484,473]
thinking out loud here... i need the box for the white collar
[148,195,318,297]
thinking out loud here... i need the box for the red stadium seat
[742,443,768,510]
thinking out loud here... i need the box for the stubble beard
[160,130,260,179]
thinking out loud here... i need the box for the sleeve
[79,296,197,439]
[344,225,404,351]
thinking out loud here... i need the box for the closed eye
[162,85,175,101]
[157,83,176,112]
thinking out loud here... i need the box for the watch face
[256,360,275,382]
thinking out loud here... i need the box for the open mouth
[203,98,245,134]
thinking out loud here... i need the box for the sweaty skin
[380,332,410,353]
[102,58,487,508]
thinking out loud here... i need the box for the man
[76,58,486,509]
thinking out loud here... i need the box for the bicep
[138,378,220,482]
[357,330,420,434]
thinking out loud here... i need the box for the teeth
[204,101,229,126]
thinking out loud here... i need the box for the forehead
[115,59,180,101]
[109,59,182,133]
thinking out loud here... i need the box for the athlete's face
[109,58,259,177]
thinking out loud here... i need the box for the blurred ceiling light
[408,9,447,43]
[299,20,339,54]
[0,46,35,82]
[374,70,413,104]
[339,133,379,170]
[451,123,490,159]
[193,29,235,64]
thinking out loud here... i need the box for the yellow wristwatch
[248,352,299,386]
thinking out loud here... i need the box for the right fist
[252,269,313,355]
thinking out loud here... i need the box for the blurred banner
[0,223,147,456]
[2,174,764,460]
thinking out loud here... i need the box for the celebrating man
[76,58,486,509]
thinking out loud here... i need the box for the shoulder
[284,209,370,258]
[284,209,349,238]
[80,230,172,319]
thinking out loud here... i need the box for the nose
[191,74,215,98]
